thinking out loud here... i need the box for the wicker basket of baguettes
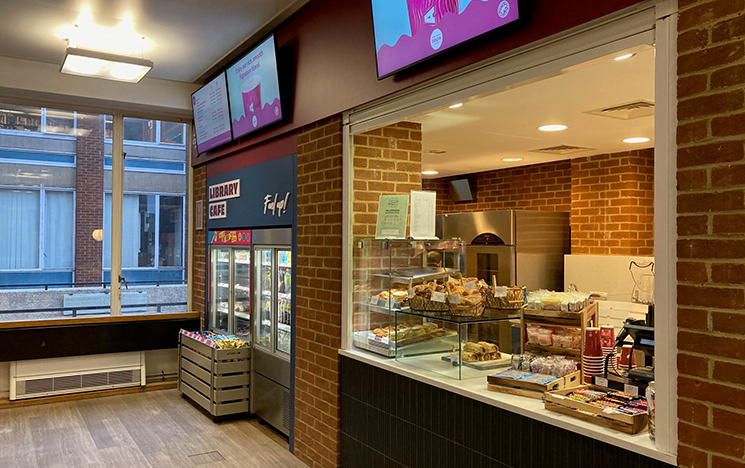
[482,275,526,310]
[409,277,525,317]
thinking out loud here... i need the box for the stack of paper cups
[583,327,603,384]
[600,326,616,370]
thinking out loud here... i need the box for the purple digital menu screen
[372,0,520,79]
[192,73,233,154]
[226,35,283,139]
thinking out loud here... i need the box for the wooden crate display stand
[487,370,581,400]
[544,385,648,434]
[178,333,250,420]
[520,302,599,382]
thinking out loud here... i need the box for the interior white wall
[0,349,179,399]
[0,55,199,120]
[564,254,655,302]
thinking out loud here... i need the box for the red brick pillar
[352,121,423,237]
[74,113,105,285]
[295,116,344,468]
[677,2,745,467]
[193,164,207,325]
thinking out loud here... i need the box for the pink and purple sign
[210,230,252,245]
[226,35,283,139]
[372,0,520,78]
[191,73,232,154]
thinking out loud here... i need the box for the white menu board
[192,72,233,154]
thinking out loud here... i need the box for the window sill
[0,311,199,329]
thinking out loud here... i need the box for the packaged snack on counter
[491,369,531,381]
[522,374,558,385]
[646,381,656,440]
[529,356,578,377]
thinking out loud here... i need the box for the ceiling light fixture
[614,53,636,61]
[422,170,439,175]
[502,158,524,162]
[623,137,651,144]
[538,125,567,132]
[449,103,463,109]
[61,47,153,83]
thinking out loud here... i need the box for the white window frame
[341,0,677,462]
[0,184,76,273]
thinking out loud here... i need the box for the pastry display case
[394,308,519,380]
[352,238,464,357]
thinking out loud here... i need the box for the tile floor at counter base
[0,389,308,468]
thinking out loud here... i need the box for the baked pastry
[463,342,485,354]
[462,352,479,362]
[391,290,408,302]
[478,341,499,354]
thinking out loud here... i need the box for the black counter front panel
[340,356,674,468]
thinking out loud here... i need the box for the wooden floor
[0,389,309,468]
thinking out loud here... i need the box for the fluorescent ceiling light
[623,137,651,144]
[422,170,439,175]
[614,53,636,61]
[538,125,567,132]
[502,158,523,162]
[449,103,463,109]
[61,47,152,83]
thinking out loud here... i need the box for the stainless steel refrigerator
[251,228,292,436]
[437,210,570,291]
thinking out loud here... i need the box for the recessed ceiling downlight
[502,158,523,162]
[623,137,651,144]
[614,53,636,61]
[449,103,463,109]
[538,125,567,132]
[422,171,439,175]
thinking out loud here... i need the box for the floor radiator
[9,352,146,400]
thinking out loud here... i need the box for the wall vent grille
[530,145,594,155]
[586,100,655,120]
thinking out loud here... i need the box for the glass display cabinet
[352,239,465,358]
[394,308,519,380]
[253,246,292,359]
[209,243,251,340]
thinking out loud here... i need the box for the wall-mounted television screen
[191,72,233,154]
[226,35,283,139]
[371,0,520,79]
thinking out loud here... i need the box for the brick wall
[421,151,654,256]
[677,2,745,467]
[192,164,207,326]
[422,160,572,214]
[294,116,344,468]
[353,122,423,238]
[571,149,654,256]
[74,113,104,284]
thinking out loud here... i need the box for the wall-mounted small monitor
[226,35,283,139]
[191,72,233,154]
[371,0,521,79]
[450,178,474,202]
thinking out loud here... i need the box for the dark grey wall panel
[341,356,674,468]
[0,317,199,362]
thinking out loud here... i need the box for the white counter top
[339,348,676,466]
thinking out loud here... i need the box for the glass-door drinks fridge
[208,230,252,341]
[251,228,292,436]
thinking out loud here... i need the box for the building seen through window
[0,103,188,319]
